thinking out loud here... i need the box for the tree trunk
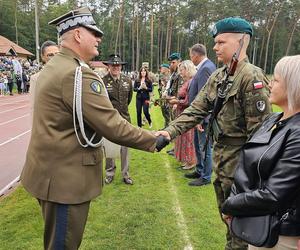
[114,0,124,55]
[135,14,140,71]
[164,16,170,60]
[285,18,298,56]
[150,12,154,72]
[131,8,135,71]
[263,2,283,72]
[14,0,18,44]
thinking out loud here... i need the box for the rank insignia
[253,81,263,89]
[90,81,102,94]
[256,100,266,112]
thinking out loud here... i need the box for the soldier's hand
[155,135,170,152]
[155,130,171,141]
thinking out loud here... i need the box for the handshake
[155,131,171,152]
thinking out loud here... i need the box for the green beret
[211,17,253,38]
[160,63,170,69]
[168,52,181,61]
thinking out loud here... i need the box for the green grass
[0,87,238,250]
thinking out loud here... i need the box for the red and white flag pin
[253,81,263,89]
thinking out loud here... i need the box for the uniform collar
[60,47,90,68]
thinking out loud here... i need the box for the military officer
[21,7,162,250]
[102,54,134,185]
[156,17,272,250]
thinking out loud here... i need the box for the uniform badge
[90,81,102,94]
[256,100,266,112]
[253,81,263,89]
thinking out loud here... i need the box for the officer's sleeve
[164,80,211,139]
[62,68,157,152]
[242,71,272,138]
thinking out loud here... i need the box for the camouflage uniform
[164,58,271,250]
[167,71,184,121]
[158,72,170,127]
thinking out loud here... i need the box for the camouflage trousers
[213,143,248,250]
[160,104,170,127]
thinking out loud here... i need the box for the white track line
[0,104,28,114]
[165,160,193,250]
[0,99,28,107]
[0,114,29,126]
[0,129,31,146]
[0,175,20,197]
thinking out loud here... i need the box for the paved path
[0,94,30,197]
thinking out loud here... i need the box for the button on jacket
[222,112,300,236]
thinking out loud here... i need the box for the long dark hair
[138,67,150,81]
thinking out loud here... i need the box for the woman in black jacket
[222,55,300,250]
[133,67,153,127]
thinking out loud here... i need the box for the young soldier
[156,17,272,250]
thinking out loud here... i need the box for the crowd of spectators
[0,56,39,96]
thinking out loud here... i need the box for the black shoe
[184,171,201,179]
[123,177,133,185]
[188,178,211,186]
[166,149,174,154]
[105,176,114,184]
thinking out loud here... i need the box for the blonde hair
[274,55,300,111]
[179,60,197,79]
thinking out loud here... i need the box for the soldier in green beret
[20,7,163,249]
[158,63,171,127]
[157,17,272,250]
[102,54,134,185]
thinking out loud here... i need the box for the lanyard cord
[73,66,103,148]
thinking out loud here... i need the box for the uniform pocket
[82,151,102,166]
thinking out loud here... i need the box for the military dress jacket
[165,58,272,178]
[102,73,132,122]
[21,47,157,204]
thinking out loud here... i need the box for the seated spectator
[169,60,197,170]
[222,55,300,249]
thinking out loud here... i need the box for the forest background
[0,0,299,73]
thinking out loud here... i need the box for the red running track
[0,94,31,196]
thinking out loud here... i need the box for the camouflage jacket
[164,58,272,177]
[167,70,183,97]
[102,73,133,122]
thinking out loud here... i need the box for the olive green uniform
[164,58,271,250]
[102,73,133,179]
[21,47,157,249]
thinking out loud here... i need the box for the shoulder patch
[253,81,263,89]
[256,100,266,112]
[90,81,102,94]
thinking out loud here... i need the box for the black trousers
[136,97,151,127]
[16,79,22,93]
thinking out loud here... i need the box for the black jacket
[133,79,153,100]
[222,112,300,236]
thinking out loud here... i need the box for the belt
[217,137,247,146]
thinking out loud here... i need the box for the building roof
[0,35,33,56]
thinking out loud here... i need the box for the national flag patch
[253,81,263,89]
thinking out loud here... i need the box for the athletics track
[0,94,30,197]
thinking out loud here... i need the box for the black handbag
[230,212,289,248]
